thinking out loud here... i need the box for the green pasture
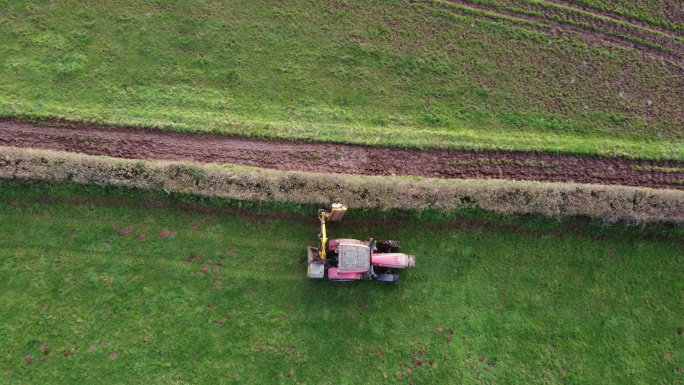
[0,0,682,159]
[0,181,682,384]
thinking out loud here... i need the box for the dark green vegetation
[1,181,682,383]
[0,0,682,159]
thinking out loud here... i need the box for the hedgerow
[1,146,682,224]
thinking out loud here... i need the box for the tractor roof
[338,243,370,273]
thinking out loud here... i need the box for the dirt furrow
[543,0,684,38]
[1,120,683,190]
[516,0,684,53]
[436,0,684,66]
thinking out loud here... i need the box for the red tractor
[307,203,415,282]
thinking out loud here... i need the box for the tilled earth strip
[1,120,682,190]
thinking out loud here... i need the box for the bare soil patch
[1,120,682,189]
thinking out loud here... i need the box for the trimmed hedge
[1,146,682,224]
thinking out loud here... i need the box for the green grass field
[1,181,682,384]
[1,2,683,381]
[1,0,682,159]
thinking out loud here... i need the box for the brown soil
[1,120,683,189]
[439,0,684,66]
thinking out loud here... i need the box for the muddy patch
[0,120,683,190]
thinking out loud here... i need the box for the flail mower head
[306,203,415,282]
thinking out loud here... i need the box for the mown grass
[0,181,683,384]
[0,0,682,160]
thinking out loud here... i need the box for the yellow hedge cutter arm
[317,203,347,261]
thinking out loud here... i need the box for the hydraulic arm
[317,203,347,261]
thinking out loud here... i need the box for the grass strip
[632,165,684,174]
[0,180,682,383]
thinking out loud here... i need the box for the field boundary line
[1,146,682,224]
[1,120,683,189]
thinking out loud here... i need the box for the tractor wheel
[376,273,400,282]
[376,240,401,252]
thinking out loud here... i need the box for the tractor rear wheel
[376,240,401,252]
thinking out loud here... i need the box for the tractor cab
[327,240,370,281]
